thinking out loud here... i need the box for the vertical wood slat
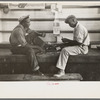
[0,11,2,42]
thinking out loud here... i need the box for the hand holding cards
[61,37,71,43]
[42,33,46,37]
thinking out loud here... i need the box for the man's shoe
[54,70,65,77]
[33,70,44,76]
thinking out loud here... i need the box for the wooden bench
[0,48,100,80]
[89,41,100,48]
[0,49,84,81]
[0,42,100,81]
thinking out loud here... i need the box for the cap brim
[19,15,29,23]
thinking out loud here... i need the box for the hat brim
[18,15,29,23]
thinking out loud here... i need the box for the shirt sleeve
[75,27,84,43]
[26,28,43,37]
[15,28,27,46]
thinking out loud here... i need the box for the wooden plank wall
[0,3,100,43]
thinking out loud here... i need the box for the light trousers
[56,45,88,70]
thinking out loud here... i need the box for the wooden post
[0,10,3,43]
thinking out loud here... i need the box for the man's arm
[27,28,46,37]
[68,40,82,46]
[15,28,27,47]
[32,30,46,37]
[25,43,45,52]
[15,28,44,52]
[62,38,82,46]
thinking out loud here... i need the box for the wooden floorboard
[0,73,83,81]
[0,74,25,81]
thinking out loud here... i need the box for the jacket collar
[18,24,28,32]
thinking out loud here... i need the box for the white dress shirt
[73,22,90,46]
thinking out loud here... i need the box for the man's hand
[36,46,45,53]
[18,3,27,8]
[62,38,70,43]
[42,33,46,37]
[25,44,45,53]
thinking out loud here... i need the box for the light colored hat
[18,15,29,23]
[65,15,76,23]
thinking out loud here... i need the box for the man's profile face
[24,18,30,28]
[67,18,77,28]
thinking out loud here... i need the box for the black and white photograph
[0,1,100,82]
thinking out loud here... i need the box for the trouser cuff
[33,66,40,71]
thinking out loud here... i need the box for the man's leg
[10,46,43,75]
[54,46,82,77]
[26,33,46,50]
[26,48,39,71]
[33,37,46,49]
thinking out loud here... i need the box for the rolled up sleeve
[15,28,27,46]
[75,28,84,44]
[27,28,43,36]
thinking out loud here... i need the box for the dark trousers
[11,46,40,71]
[10,37,46,71]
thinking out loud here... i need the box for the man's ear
[73,18,77,23]
[72,18,75,22]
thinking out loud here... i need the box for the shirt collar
[19,24,28,31]
[19,24,24,29]
[74,22,79,29]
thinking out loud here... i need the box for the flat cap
[18,15,29,23]
[65,15,76,23]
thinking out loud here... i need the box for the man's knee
[26,47,35,55]
[34,37,45,47]
[61,47,69,55]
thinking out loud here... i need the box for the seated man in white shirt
[54,15,90,77]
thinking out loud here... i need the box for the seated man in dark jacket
[9,15,46,75]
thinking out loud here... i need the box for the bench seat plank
[0,49,100,63]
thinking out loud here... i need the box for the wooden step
[0,48,100,81]
[0,73,83,81]
[0,74,25,81]
[0,43,11,49]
